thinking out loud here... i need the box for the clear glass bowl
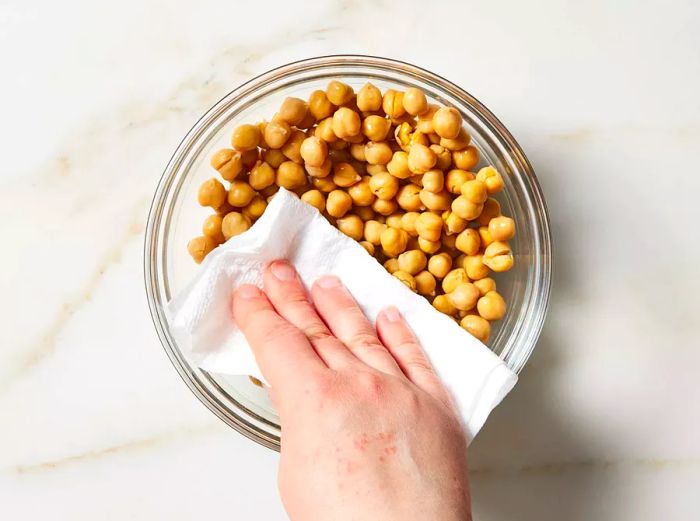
[144,55,552,451]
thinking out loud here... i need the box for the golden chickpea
[384,257,399,274]
[451,196,484,220]
[362,115,391,142]
[440,128,471,151]
[359,241,375,255]
[198,178,227,209]
[478,226,494,248]
[305,157,332,178]
[349,143,366,162]
[473,277,496,297]
[444,211,467,235]
[372,198,398,216]
[445,169,474,194]
[210,148,243,181]
[226,180,255,207]
[301,189,326,212]
[448,282,480,311]
[400,211,420,236]
[483,241,514,272]
[281,130,305,163]
[414,211,443,241]
[364,220,387,245]
[332,107,361,138]
[352,206,372,221]
[332,162,361,188]
[308,90,335,121]
[461,179,488,204]
[476,166,505,194]
[347,176,375,207]
[356,82,383,112]
[430,145,452,171]
[326,80,354,106]
[477,291,507,321]
[386,150,411,179]
[428,252,452,279]
[394,121,413,152]
[315,117,337,142]
[312,176,337,193]
[263,148,287,168]
[380,226,409,257]
[386,212,404,229]
[488,216,516,241]
[460,315,491,343]
[221,211,251,240]
[432,107,462,139]
[336,214,364,241]
[455,228,481,255]
[422,169,444,193]
[442,268,469,293]
[276,161,307,190]
[277,97,308,126]
[364,141,393,165]
[366,164,388,176]
[416,104,439,133]
[442,232,457,250]
[418,237,441,254]
[249,161,275,190]
[419,189,451,211]
[202,214,225,243]
[396,184,423,212]
[397,249,427,275]
[432,294,457,315]
[325,189,352,218]
[392,270,416,291]
[299,136,328,167]
[382,89,406,119]
[369,171,399,200]
[231,124,261,151]
[242,196,267,221]
[407,143,437,174]
[477,198,501,226]
[453,146,479,171]
[263,120,291,149]
[187,235,217,263]
[402,87,428,116]
[414,270,436,296]
[463,254,490,280]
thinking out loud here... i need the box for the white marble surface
[1,0,699,519]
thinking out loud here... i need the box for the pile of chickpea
[189,81,515,343]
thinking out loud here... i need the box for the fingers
[311,275,404,377]
[232,284,325,390]
[263,261,358,370]
[376,306,452,405]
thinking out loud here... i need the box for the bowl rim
[144,54,553,450]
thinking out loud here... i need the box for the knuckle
[302,324,333,343]
[347,331,383,351]
[356,371,386,398]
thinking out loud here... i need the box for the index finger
[232,284,325,390]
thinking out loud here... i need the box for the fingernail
[383,306,402,323]
[237,284,261,299]
[316,274,341,288]
[270,260,296,281]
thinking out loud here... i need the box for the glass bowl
[144,55,552,451]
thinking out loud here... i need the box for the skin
[231,260,472,521]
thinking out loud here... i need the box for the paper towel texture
[167,188,517,438]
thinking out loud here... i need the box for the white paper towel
[167,188,517,439]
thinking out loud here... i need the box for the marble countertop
[1,0,699,519]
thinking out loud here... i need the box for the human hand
[232,260,471,521]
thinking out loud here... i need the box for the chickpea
[440,128,471,151]
[368,171,399,201]
[210,148,243,181]
[249,161,275,190]
[366,164,388,175]
[428,252,452,279]
[349,143,366,162]
[394,122,413,151]
[386,212,404,229]
[263,120,291,149]
[299,136,328,167]
[432,294,457,315]
[384,258,399,274]
[444,211,467,235]
[277,97,308,126]
[463,254,490,280]
[400,212,420,236]
[382,89,406,119]
[445,169,474,194]
[442,268,469,293]
[478,226,494,248]
[332,161,361,187]
[362,115,391,142]
[396,184,423,212]
[202,214,225,243]
[364,141,393,165]
[242,196,267,221]
[412,211,441,242]
[432,107,462,139]
[276,161,307,190]
[477,291,507,321]
[393,270,417,291]
[359,241,375,255]
[354,205,375,221]
[326,190,353,218]
[301,189,326,212]
[422,169,444,193]
[372,198,398,216]
[226,180,254,207]
[448,282,480,311]
[416,104,439,133]
[356,82,383,112]
[419,189,451,211]
[188,235,217,264]
[407,143,437,175]
[419,237,442,254]
[312,176,337,193]
[326,80,354,106]
[315,117,337,142]
[488,216,516,241]
[263,148,287,168]
[476,166,505,194]
[430,145,452,171]
[397,249,427,275]
[461,180,488,204]
[455,228,481,255]
[347,176,376,207]
[332,107,361,138]
[483,241,514,272]
[402,87,428,116]
[231,123,261,151]
[364,220,387,245]
[198,178,227,209]
[221,211,251,240]
[387,150,411,179]
[477,198,501,226]
[380,226,409,257]
[460,315,491,343]
[453,145,480,171]
[281,129,306,163]
[451,196,484,220]
[336,214,364,241]
[305,157,332,179]
[308,89,335,121]
[414,270,436,296]
[473,277,496,297]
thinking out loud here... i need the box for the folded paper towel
[167,188,517,439]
